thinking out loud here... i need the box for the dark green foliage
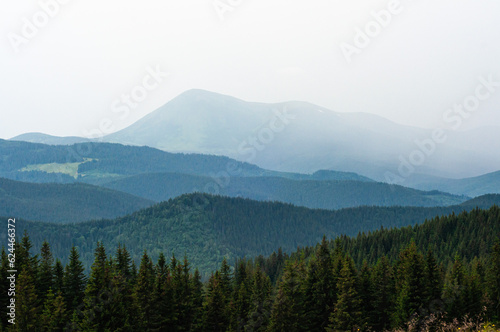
[37,241,53,301]
[15,194,500,277]
[134,251,155,330]
[0,205,499,330]
[423,249,442,306]
[245,266,272,331]
[268,261,306,331]
[63,246,86,313]
[40,289,67,331]
[16,270,40,331]
[371,255,395,331]
[393,241,426,325]
[53,259,64,296]
[486,240,500,320]
[358,260,374,328]
[327,256,362,331]
[303,236,336,331]
[79,242,114,330]
[203,272,230,332]
[0,177,153,223]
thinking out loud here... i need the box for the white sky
[1,0,499,139]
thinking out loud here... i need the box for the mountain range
[11,89,500,196]
[0,139,472,215]
[100,89,500,180]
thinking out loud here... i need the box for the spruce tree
[245,265,272,331]
[16,231,38,277]
[358,260,374,329]
[79,242,113,330]
[486,240,500,320]
[40,289,67,331]
[63,246,86,314]
[303,236,335,331]
[116,244,133,281]
[203,271,230,332]
[327,256,362,331]
[190,268,204,331]
[371,255,395,331]
[233,281,251,330]
[16,270,40,331]
[393,241,426,326]
[423,249,442,307]
[443,255,467,320]
[151,252,177,330]
[53,259,64,296]
[268,261,306,331]
[219,257,233,297]
[37,241,54,301]
[133,251,155,329]
[464,264,484,318]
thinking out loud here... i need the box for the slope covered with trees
[0,139,266,183]
[0,177,154,223]
[102,172,466,209]
[1,139,476,211]
[1,206,499,331]
[14,193,500,275]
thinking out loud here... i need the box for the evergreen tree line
[19,196,500,279]
[0,231,499,331]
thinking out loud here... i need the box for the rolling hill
[16,193,500,275]
[101,172,467,209]
[0,177,154,223]
[0,139,267,183]
[406,170,500,197]
[1,139,474,210]
[10,132,92,145]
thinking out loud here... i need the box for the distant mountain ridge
[101,172,467,209]
[10,132,92,145]
[407,170,500,197]
[0,139,472,212]
[10,89,500,187]
[100,89,500,180]
[0,177,154,223]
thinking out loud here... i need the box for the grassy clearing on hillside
[19,158,94,178]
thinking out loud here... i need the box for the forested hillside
[14,193,500,275]
[2,207,499,331]
[0,177,154,223]
[0,139,265,183]
[1,139,473,211]
[102,172,466,209]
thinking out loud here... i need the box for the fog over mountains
[12,89,500,183]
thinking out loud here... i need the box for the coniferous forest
[4,1,500,331]
[1,207,499,331]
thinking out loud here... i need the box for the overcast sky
[1,0,499,139]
